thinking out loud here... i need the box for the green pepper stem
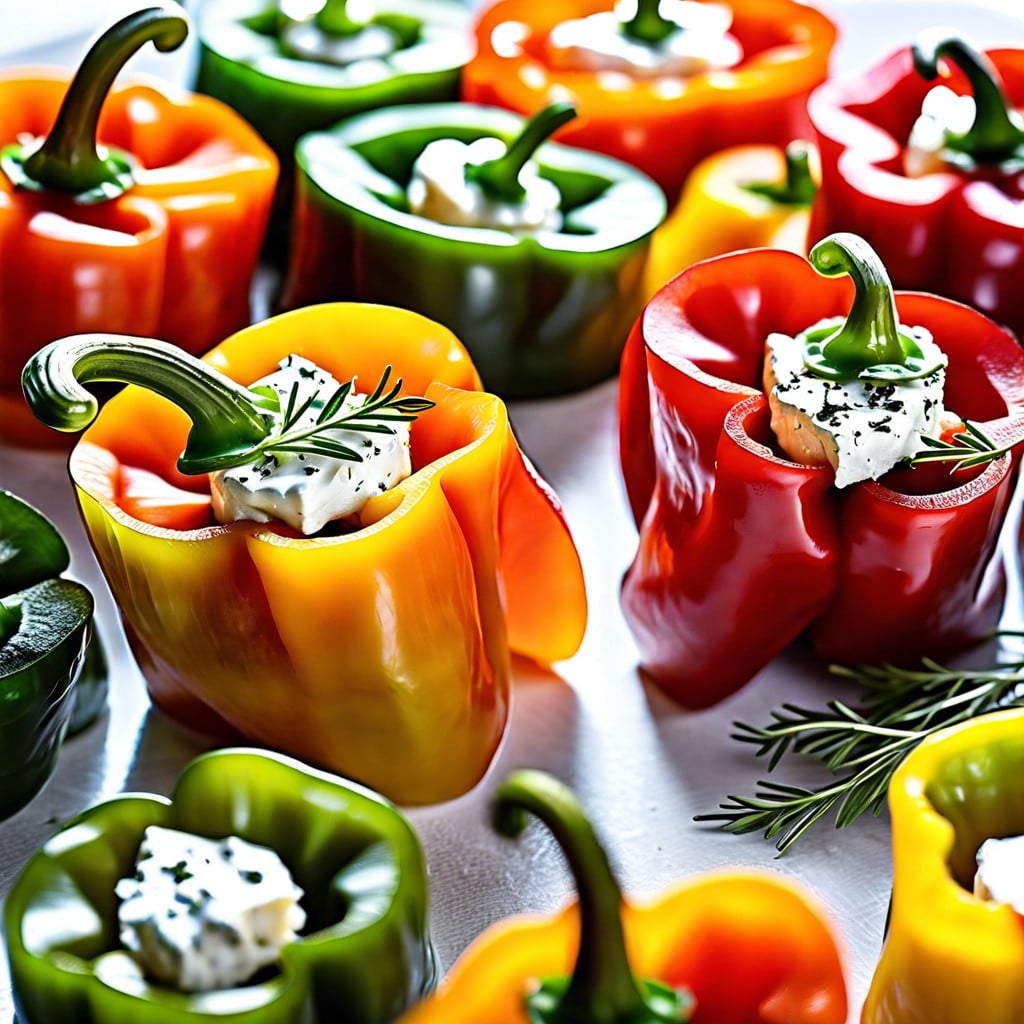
[465,103,577,203]
[22,335,270,474]
[494,771,651,1022]
[315,0,362,36]
[0,599,22,647]
[18,7,187,200]
[743,141,817,206]
[912,31,1024,162]
[620,0,676,46]
[810,233,905,373]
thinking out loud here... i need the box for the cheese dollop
[764,318,948,488]
[975,835,1024,913]
[115,826,306,992]
[407,137,563,232]
[280,20,399,64]
[545,2,742,78]
[904,85,976,177]
[210,355,412,535]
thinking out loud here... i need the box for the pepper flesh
[59,303,586,804]
[619,247,1024,707]
[808,44,1024,340]
[4,748,436,1023]
[0,24,277,444]
[863,709,1024,1023]
[463,0,835,197]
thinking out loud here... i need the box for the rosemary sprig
[912,421,1010,470]
[696,638,1024,853]
[246,365,434,465]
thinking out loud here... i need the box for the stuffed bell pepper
[399,769,848,1024]
[619,232,1024,708]
[463,0,836,197]
[4,747,435,1023]
[809,31,1024,340]
[281,101,665,396]
[22,303,587,804]
[0,5,277,445]
[644,140,816,299]
[863,709,1024,1024]
[0,490,94,819]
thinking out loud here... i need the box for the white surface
[1,2,1023,1022]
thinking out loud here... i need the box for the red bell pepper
[619,237,1024,708]
[808,33,1024,340]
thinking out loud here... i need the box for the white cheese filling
[210,355,412,536]
[975,835,1024,913]
[279,21,398,65]
[904,85,976,177]
[765,318,948,488]
[115,826,306,992]
[545,2,742,78]
[407,137,563,233]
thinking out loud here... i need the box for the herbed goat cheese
[764,318,948,488]
[903,85,976,177]
[545,2,742,78]
[975,835,1024,913]
[407,137,563,232]
[115,826,306,992]
[210,355,412,535]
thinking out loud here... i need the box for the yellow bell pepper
[644,142,815,300]
[31,304,587,805]
[863,709,1024,1023]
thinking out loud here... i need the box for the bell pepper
[462,0,836,198]
[194,0,471,250]
[619,234,1024,708]
[0,489,93,819]
[4,747,436,1023]
[0,6,277,446]
[281,102,665,396]
[862,708,1024,1023]
[644,141,815,300]
[67,631,109,736]
[808,32,1024,340]
[399,769,848,1024]
[22,303,587,804]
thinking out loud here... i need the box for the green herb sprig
[696,638,1024,854]
[912,421,1010,471]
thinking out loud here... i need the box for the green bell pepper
[4,747,437,1023]
[0,490,94,820]
[195,0,471,249]
[280,102,666,396]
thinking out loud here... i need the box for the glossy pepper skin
[863,709,1024,1023]
[0,7,277,446]
[399,770,848,1024]
[0,490,93,819]
[644,142,815,300]
[463,0,835,198]
[281,103,665,396]
[619,246,1024,708]
[4,747,436,1024]
[40,304,586,804]
[808,40,1024,340]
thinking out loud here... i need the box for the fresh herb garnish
[912,421,1010,470]
[697,637,1024,853]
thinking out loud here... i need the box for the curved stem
[912,31,1024,162]
[22,335,270,474]
[494,771,687,1024]
[466,103,576,202]
[743,141,817,206]
[620,0,676,46]
[315,0,362,36]
[16,7,187,200]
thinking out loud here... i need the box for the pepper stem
[0,599,22,647]
[315,0,362,36]
[21,335,270,474]
[494,771,692,1024]
[912,31,1024,163]
[743,141,817,206]
[620,0,676,46]
[7,7,188,203]
[465,103,577,203]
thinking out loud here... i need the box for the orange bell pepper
[22,303,587,805]
[399,770,848,1024]
[0,8,276,445]
[463,0,836,197]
